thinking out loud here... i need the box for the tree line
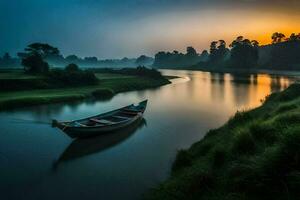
[153,32,300,70]
[0,43,153,69]
[0,52,20,68]
[153,47,209,68]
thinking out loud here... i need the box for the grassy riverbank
[0,72,171,110]
[146,84,300,200]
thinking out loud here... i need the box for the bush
[232,129,256,155]
[192,142,212,157]
[65,63,80,72]
[184,171,213,195]
[172,150,192,172]
[92,88,115,100]
[227,110,253,128]
[275,112,300,127]
[249,122,277,144]
[276,84,300,102]
[90,66,165,79]
[22,53,49,74]
[275,103,298,114]
[212,148,227,167]
[281,126,300,163]
[47,69,98,86]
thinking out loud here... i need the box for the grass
[0,71,41,79]
[0,73,171,110]
[146,84,300,200]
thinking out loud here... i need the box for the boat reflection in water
[53,118,146,168]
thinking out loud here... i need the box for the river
[0,70,297,200]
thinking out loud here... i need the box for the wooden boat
[53,118,146,168]
[52,100,148,138]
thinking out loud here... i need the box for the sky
[0,0,300,58]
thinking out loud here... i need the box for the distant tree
[19,43,60,73]
[218,40,226,49]
[286,33,300,42]
[199,50,209,61]
[121,57,129,62]
[251,40,259,47]
[84,57,98,63]
[24,43,60,58]
[201,50,209,57]
[153,47,201,68]
[229,36,244,48]
[209,41,218,55]
[208,40,229,64]
[135,55,154,66]
[217,40,228,57]
[268,33,300,69]
[0,52,21,68]
[230,36,259,68]
[66,55,80,63]
[272,32,286,44]
[186,46,198,57]
[65,63,80,72]
[3,52,11,60]
[0,52,11,66]
[22,53,49,73]
[136,55,147,63]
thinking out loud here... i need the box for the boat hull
[62,114,142,138]
[54,100,148,138]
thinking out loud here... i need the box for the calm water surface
[0,70,297,200]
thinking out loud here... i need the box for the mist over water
[0,70,296,200]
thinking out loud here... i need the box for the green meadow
[0,72,171,110]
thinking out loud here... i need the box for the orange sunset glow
[2,0,300,57]
[1,1,300,200]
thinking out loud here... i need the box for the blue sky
[0,0,299,58]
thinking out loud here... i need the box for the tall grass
[146,84,300,200]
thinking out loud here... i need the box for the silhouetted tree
[209,41,218,55]
[66,55,80,63]
[135,55,154,66]
[272,32,286,44]
[286,33,300,42]
[121,57,129,62]
[186,46,197,57]
[84,57,98,62]
[65,63,80,72]
[22,53,49,73]
[230,36,259,68]
[19,43,60,73]
[208,40,229,64]
[3,52,11,60]
[153,47,202,68]
[251,40,259,47]
[199,50,209,61]
[268,33,300,69]
[24,43,60,58]
[0,52,11,66]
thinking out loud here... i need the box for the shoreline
[146,83,300,200]
[0,75,174,111]
[158,67,300,77]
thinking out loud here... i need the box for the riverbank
[146,84,300,200]
[0,73,172,110]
